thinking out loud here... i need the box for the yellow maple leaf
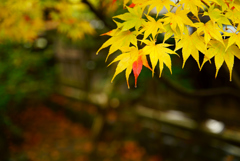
[228,0,240,11]
[211,0,229,11]
[163,7,193,34]
[194,20,224,45]
[142,39,178,77]
[175,31,207,68]
[226,32,240,50]
[139,15,165,40]
[113,5,145,31]
[146,0,175,15]
[132,0,149,5]
[225,9,240,26]
[179,0,205,19]
[108,47,151,88]
[201,40,240,81]
[97,29,138,60]
[203,5,231,28]
[162,23,182,42]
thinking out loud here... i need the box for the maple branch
[201,0,210,8]
[170,0,179,12]
[81,0,115,29]
[161,76,240,98]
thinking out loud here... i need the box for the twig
[81,0,115,29]
[161,76,240,98]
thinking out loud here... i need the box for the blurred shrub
[0,41,56,109]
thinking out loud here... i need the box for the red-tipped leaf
[129,3,136,8]
[133,56,143,88]
[112,0,117,5]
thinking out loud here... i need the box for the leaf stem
[201,0,210,8]
[226,26,236,33]
[169,0,179,12]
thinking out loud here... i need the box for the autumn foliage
[0,0,98,41]
[9,99,162,161]
[98,0,240,88]
[1,0,240,88]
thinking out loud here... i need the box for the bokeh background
[1,0,240,161]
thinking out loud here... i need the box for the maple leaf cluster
[98,0,240,88]
[0,0,96,41]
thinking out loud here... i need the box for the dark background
[0,0,240,161]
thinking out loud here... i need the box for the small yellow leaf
[175,32,206,68]
[146,0,175,14]
[139,15,165,40]
[142,40,178,77]
[194,21,224,46]
[164,7,193,34]
[201,40,240,81]
[113,6,145,31]
[97,30,137,61]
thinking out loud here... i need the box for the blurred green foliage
[0,41,56,109]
